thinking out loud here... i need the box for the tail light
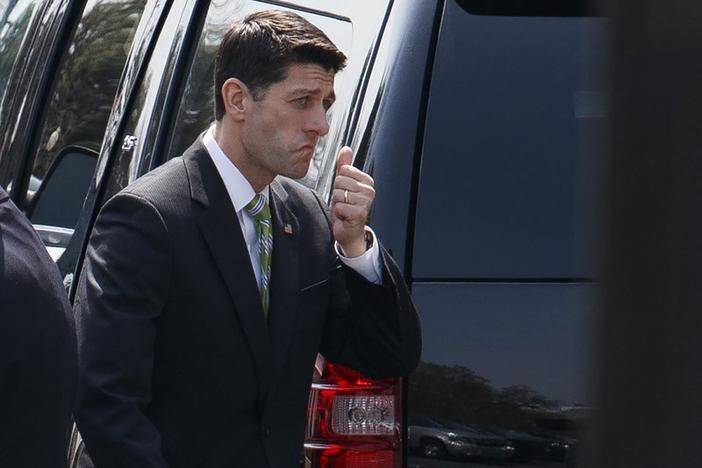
[303,355,403,467]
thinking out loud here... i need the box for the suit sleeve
[74,192,171,468]
[312,192,422,378]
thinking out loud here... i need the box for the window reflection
[102,75,150,202]
[408,363,583,466]
[25,0,147,227]
[408,282,594,467]
[412,0,608,279]
[406,2,604,465]
[0,0,40,114]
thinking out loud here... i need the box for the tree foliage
[409,361,567,434]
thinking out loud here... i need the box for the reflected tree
[500,384,559,408]
[168,41,217,158]
[409,361,570,435]
[31,0,146,180]
[0,0,35,110]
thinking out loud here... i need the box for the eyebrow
[289,87,336,102]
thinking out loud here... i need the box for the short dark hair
[213,10,347,120]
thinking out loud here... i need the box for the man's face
[240,63,336,180]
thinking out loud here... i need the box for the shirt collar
[203,125,269,212]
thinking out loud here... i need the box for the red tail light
[303,356,402,468]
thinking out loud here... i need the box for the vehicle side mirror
[28,146,97,260]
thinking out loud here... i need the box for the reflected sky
[412,282,597,406]
[413,9,609,280]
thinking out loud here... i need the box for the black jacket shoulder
[0,188,77,467]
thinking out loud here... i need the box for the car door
[0,0,154,285]
[352,0,609,466]
[409,2,607,466]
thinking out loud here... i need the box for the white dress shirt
[202,128,382,288]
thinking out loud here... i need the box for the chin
[285,160,312,179]
[289,167,310,179]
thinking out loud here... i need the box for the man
[0,186,77,467]
[75,10,421,468]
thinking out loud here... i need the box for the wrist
[339,229,373,258]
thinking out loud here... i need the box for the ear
[221,78,250,121]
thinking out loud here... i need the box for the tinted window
[30,148,97,228]
[0,0,42,113]
[23,0,146,228]
[406,1,606,466]
[409,282,594,466]
[412,0,608,279]
[167,0,352,190]
[411,283,594,407]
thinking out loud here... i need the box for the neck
[213,122,273,192]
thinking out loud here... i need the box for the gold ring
[344,190,349,204]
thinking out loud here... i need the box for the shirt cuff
[335,227,383,285]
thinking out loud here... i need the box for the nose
[304,104,330,137]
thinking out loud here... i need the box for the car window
[102,0,198,202]
[29,147,98,228]
[412,0,608,279]
[30,147,98,262]
[22,0,147,233]
[409,281,594,467]
[406,2,606,467]
[0,0,43,113]
[166,0,352,190]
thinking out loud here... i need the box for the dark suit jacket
[74,140,421,468]
[0,187,77,467]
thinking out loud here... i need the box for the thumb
[336,146,353,172]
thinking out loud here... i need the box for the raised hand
[330,146,375,257]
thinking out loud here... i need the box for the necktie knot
[245,194,271,222]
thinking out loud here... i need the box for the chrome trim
[33,223,75,247]
[310,381,392,391]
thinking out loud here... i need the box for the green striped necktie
[244,194,272,317]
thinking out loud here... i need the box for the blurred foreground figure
[0,186,77,467]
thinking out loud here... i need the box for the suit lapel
[268,179,301,383]
[183,140,274,397]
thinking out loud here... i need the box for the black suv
[0,0,606,466]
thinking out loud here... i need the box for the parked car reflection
[490,428,573,463]
[408,416,515,462]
